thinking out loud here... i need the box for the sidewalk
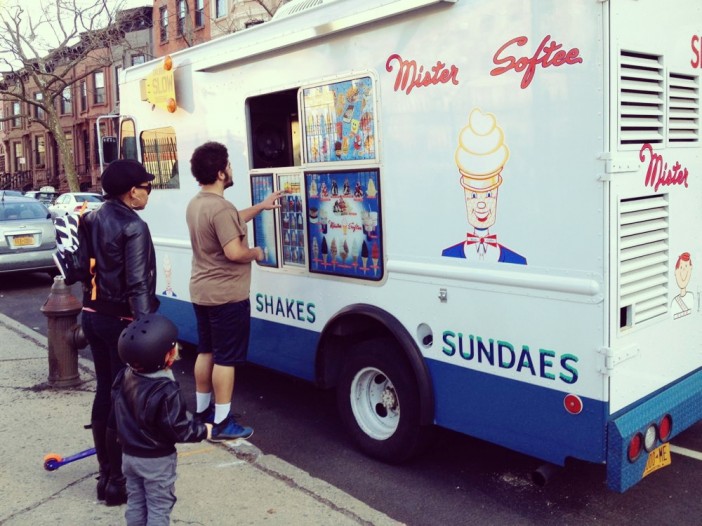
[0,312,403,526]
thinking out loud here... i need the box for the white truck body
[108,0,702,491]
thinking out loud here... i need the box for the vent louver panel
[668,73,700,144]
[619,51,664,146]
[619,195,669,325]
[273,0,327,18]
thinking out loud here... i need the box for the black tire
[336,338,431,463]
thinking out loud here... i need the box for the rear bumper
[607,368,702,491]
[0,249,56,273]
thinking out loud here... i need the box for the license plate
[11,234,35,247]
[642,442,671,478]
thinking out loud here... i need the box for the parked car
[48,192,105,217]
[25,190,60,206]
[0,196,57,275]
[0,190,24,197]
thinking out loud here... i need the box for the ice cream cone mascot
[442,108,526,265]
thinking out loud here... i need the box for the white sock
[214,403,231,424]
[196,392,212,413]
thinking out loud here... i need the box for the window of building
[80,81,87,112]
[60,86,72,115]
[34,92,45,121]
[34,135,46,167]
[195,0,204,27]
[12,101,21,128]
[159,6,168,43]
[93,71,105,104]
[93,127,101,165]
[83,129,90,170]
[13,142,23,172]
[132,54,146,66]
[115,66,122,103]
[177,0,187,36]
[216,0,227,19]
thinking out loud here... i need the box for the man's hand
[260,190,283,211]
[254,247,265,261]
[241,191,284,222]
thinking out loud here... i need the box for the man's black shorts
[193,299,250,366]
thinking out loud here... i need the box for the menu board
[306,170,382,280]
[279,174,306,267]
[250,174,278,267]
[302,77,376,163]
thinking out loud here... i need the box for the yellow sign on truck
[140,56,176,113]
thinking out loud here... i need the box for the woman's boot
[91,420,110,501]
[104,426,127,506]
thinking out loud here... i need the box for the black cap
[101,159,155,197]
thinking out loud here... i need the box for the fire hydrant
[40,276,87,387]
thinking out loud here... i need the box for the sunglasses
[136,183,152,195]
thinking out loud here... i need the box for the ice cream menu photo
[302,76,376,164]
[306,170,383,281]
[278,173,306,267]
[250,174,278,267]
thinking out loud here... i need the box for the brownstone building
[152,0,279,58]
[0,7,154,193]
[0,1,284,193]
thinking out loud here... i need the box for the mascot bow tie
[465,233,498,254]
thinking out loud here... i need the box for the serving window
[248,74,382,281]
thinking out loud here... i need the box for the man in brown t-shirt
[186,141,281,441]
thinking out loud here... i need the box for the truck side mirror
[102,136,118,164]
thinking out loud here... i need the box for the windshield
[0,201,49,221]
[75,194,104,203]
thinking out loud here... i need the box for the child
[113,314,212,525]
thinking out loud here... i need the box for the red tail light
[627,433,643,462]
[563,394,583,414]
[658,414,673,442]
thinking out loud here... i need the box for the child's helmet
[118,314,178,373]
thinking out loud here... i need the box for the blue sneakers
[194,404,215,425]
[209,414,254,442]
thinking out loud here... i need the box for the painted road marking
[670,445,702,461]
[217,461,247,468]
[178,446,217,458]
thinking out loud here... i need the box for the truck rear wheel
[336,338,430,463]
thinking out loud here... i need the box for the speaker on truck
[252,119,290,168]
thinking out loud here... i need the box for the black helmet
[118,314,178,373]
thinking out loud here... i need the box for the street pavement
[0,312,403,526]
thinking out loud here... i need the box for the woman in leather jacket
[80,159,160,506]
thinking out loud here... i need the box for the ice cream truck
[99,0,702,491]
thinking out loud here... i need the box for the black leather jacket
[82,199,159,319]
[112,368,207,458]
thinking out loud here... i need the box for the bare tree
[0,0,142,192]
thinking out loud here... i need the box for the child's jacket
[112,367,207,458]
